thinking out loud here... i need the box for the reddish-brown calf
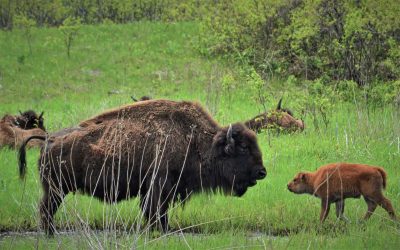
[287,163,396,222]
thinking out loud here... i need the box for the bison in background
[19,100,267,234]
[287,163,396,222]
[131,95,152,102]
[0,110,46,149]
[244,98,304,133]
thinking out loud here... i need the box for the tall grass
[0,22,399,249]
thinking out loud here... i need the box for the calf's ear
[300,173,307,182]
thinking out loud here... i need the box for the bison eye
[238,143,248,154]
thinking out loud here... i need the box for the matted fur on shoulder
[80,99,220,131]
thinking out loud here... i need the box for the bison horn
[39,111,44,119]
[19,110,23,116]
[131,96,138,102]
[224,124,235,155]
[277,98,283,110]
[227,124,233,142]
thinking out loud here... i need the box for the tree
[59,17,81,58]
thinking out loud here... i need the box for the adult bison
[19,100,267,234]
[0,110,46,148]
[244,98,304,133]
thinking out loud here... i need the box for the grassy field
[0,22,399,249]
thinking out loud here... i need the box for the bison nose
[257,168,267,179]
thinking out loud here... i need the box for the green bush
[201,0,400,104]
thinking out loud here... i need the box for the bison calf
[287,163,396,222]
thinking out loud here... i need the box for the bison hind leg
[139,176,173,233]
[363,196,378,220]
[378,196,396,220]
[364,193,396,220]
[40,189,67,235]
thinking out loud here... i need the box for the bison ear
[224,124,235,155]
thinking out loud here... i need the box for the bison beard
[19,100,266,235]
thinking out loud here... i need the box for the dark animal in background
[0,110,46,148]
[287,163,396,222]
[244,98,304,133]
[131,95,151,102]
[19,100,267,234]
[16,110,45,130]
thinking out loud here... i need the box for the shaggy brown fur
[19,100,267,234]
[0,111,46,148]
[244,99,304,133]
[287,163,396,222]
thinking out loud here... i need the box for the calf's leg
[320,199,331,222]
[364,191,396,220]
[335,199,349,221]
[363,196,378,220]
[377,195,396,220]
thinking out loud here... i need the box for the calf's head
[287,172,311,194]
[212,123,266,196]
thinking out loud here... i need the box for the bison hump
[79,100,220,132]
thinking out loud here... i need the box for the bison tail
[18,135,46,179]
[376,167,388,189]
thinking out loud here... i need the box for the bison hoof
[338,215,350,223]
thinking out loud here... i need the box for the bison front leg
[320,199,331,222]
[335,200,349,221]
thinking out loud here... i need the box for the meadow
[0,22,399,249]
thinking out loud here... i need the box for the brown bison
[19,100,267,234]
[287,163,396,222]
[0,110,46,148]
[244,98,304,133]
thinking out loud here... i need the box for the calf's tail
[19,135,46,179]
[376,167,387,189]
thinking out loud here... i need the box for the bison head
[274,98,304,131]
[287,172,312,194]
[17,110,46,131]
[212,123,266,196]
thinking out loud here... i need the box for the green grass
[1,22,400,249]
